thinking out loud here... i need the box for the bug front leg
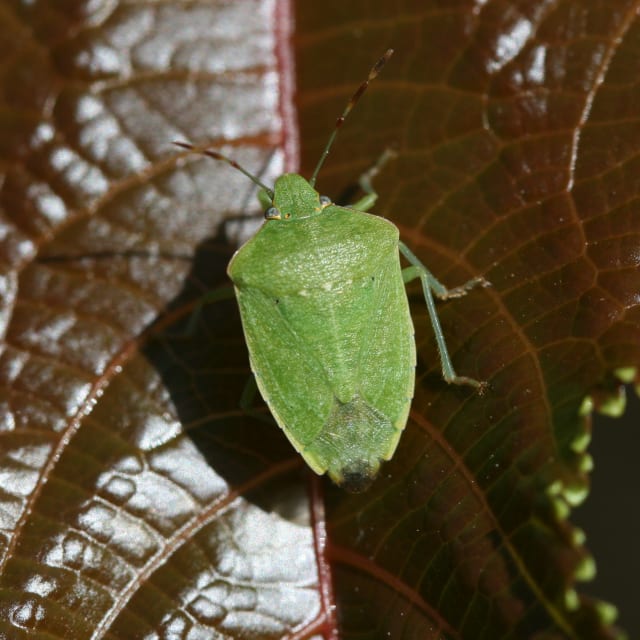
[399,241,489,392]
[351,149,398,212]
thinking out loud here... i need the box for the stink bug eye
[176,49,488,491]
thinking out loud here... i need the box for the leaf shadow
[141,229,309,511]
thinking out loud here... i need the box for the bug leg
[351,148,398,211]
[239,375,275,425]
[399,242,488,392]
[166,286,236,339]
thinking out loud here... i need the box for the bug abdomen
[307,394,400,491]
[235,252,415,488]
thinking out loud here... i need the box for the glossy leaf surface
[0,1,638,638]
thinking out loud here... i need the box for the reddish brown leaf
[0,1,637,639]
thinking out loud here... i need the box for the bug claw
[476,380,490,395]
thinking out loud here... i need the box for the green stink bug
[175,50,488,492]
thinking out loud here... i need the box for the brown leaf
[0,1,637,638]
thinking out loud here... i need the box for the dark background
[575,387,639,635]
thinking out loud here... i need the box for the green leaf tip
[597,388,627,418]
[613,366,636,384]
[575,555,596,582]
[579,395,594,416]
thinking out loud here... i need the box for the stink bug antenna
[309,49,393,188]
[173,141,275,201]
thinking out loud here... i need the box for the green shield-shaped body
[228,190,415,491]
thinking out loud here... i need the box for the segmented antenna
[309,49,394,188]
[173,141,275,200]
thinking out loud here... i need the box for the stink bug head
[270,174,323,220]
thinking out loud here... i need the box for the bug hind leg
[399,241,490,392]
